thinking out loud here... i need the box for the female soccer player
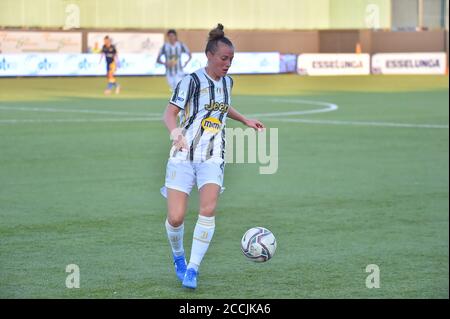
[160,24,264,289]
[100,36,120,94]
[157,29,192,91]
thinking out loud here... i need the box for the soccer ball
[241,227,277,262]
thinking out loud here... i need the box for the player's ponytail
[205,23,233,55]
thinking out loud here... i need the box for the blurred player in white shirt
[157,29,192,91]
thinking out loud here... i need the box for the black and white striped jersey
[169,67,233,163]
[158,41,190,77]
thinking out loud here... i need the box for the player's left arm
[114,47,120,68]
[228,106,265,131]
[182,43,192,68]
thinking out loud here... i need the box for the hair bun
[208,23,225,41]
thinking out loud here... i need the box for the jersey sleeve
[169,75,195,110]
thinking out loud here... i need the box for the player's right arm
[156,45,166,66]
[163,75,195,150]
[163,104,187,150]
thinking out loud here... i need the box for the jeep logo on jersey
[204,101,229,114]
[201,117,222,134]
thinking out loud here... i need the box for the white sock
[165,219,184,257]
[188,215,215,271]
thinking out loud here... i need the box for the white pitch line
[0,99,447,129]
[248,98,338,117]
[265,118,449,129]
[0,106,159,117]
[0,117,160,124]
[1,117,447,129]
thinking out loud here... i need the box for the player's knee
[167,215,184,227]
[199,204,216,217]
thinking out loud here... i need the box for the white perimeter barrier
[297,54,371,76]
[371,52,447,75]
[0,52,280,77]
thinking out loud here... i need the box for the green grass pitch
[0,74,448,298]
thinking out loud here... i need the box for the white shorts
[160,154,225,198]
[167,73,185,91]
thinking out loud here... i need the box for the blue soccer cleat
[182,268,198,289]
[173,254,187,282]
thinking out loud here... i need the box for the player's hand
[167,60,175,68]
[170,128,188,151]
[244,119,265,132]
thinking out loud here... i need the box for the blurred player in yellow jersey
[157,29,192,91]
[100,36,120,95]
